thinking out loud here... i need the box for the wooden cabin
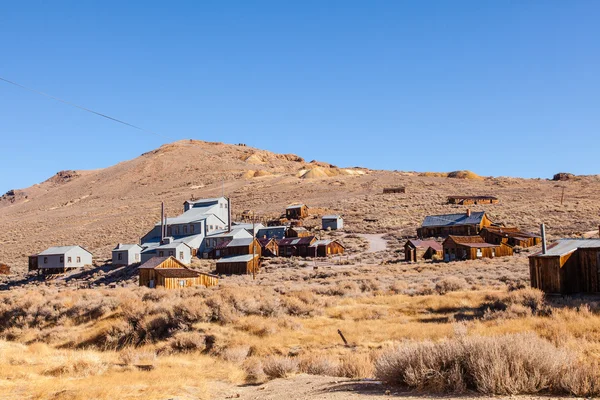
[442,235,513,261]
[447,196,499,205]
[310,239,345,257]
[287,226,311,238]
[139,256,218,289]
[383,187,406,194]
[0,263,10,275]
[286,204,309,220]
[480,227,541,248]
[258,238,279,257]
[404,239,443,262]
[529,239,600,294]
[28,255,39,272]
[222,238,262,258]
[417,210,494,238]
[216,254,260,275]
[278,236,317,257]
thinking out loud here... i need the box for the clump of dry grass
[482,288,547,320]
[262,356,299,379]
[44,352,109,377]
[435,276,468,295]
[298,354,339,376]
[375,333,600,396]
[337,353,374,379]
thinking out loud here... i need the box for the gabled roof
[207,228,252,240]
[406,239,442,251]
[227,238,255,247]
[289,226,308,232]
[216,254,259,263]
[138,256,171,269]
[155,268,202,278]
[113,244,142,251]
[445,235,499,248]
[481,226,541,239]
[310,239,345,248]
[531,239,600,257]
[257,238,276,247]
[278,236,316,246]
[286,204,307,210]
[421,212,486,228]
[38,246,91,256]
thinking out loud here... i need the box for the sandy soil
[355,234,388,253]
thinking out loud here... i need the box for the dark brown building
[480,227,541,248]
[447,196,499,205]
[258,238,279,257]
[404,239,443,262]
[310,239,345,257]
[286,204,309,220]
[216,254,260,275]
[442,235,513,261]
[417,210,494,238]
[383,187,406,194]
[278,236,317,257]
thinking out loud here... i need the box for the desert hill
[1,139,599,271]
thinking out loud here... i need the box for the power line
[0,76,173,140]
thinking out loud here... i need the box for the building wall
[216,259,259,275]
[112,248,141,266]
[157,244,192,265]
[38,248,92,270]
[322,218,343,230]
[315,242,345,257]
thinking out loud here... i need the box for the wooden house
[36,246,93,274]
[209,237,261,259]
[442,236,513,261]
[447,196,499,205]
[417,210,494,238]
[529,239,600,294]
[139,256,218,289]
[0,263,10,275]
[28,255,38,272]
[278,236,317,257]
[286,204,309,220]
[404,239,443,262]
[383,187,406,194]
[310,239,345,257]
[480,227,541,248]
[258,238,279,257]
[322,215,343,230]
[287,226,311,238]
[216,254,260,275]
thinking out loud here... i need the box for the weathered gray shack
[322,215,343,230]
[112,243,142,266]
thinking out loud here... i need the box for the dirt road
[355,234,388,253]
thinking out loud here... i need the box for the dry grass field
[2,141,600,399]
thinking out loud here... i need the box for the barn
[286,204,309,220]
[447,196,499,205]
[418,210,494,238]
[258,238,279,257]
[442,235,513,261]
[529,239,600,294]
[404,239,443,262]
[480,227,541,248]
[216,254,260,275]
[310,239,345,257]
[138,256,218,289]
[278,236,317,257]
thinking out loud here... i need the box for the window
[159,251,164,257]
[68,257,72,263]
[492,249,496,258]
[210,225,213,230]
[167,227,172,236]
[76,256,81,263]
[60,256,64,263]
[44,257,48,264]
[179,280,185,287]
[183,226,188,234]
[169,251,174,256]
[135,253,140,261]
[190,225,195,233]
[118,253,122,260]
[476,248,482,258]
[179,251,184,260]
[220,204,223,208]
[175,227,179,235]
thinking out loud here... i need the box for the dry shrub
[219,346,250,363]
[118,348,156,366]
[164,331,207,354]
[375,333,600,396]
[389,280,408,294]
[243,357,266,383]
[337,353,373,379]
[262,356,299,379]
[435,277,468,295]
[483,288,546,320]
[299,354,340,376]
[45,352,108,377]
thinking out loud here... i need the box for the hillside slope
[1,140,599,271]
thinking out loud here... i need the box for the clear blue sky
[1,1,598,193]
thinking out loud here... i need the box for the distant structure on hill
[447,195,498,205]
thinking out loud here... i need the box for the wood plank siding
[383,187,406,194]
[139,256,218,289]
[530,247,600,294]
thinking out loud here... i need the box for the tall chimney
[160,202,165,241]
[466,208,472,217]
[541,223,547,255]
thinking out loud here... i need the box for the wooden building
[287,226,311,238]
[442,235,513,261]
[28,255,38,272]
[278,236,317,257]
[417,210,494,238]
[529,239,600,294]
[322,215,343,230]
[480,227,541,248]
[447,196,499,205]
[0,263,10,275]
[139,256,218,289]
[286,204,309,220]
[216,254,260,275]
[258,238,279,257]
[210,237,261,259]
[383,187,406,194]
[310,239,345,257]
[404,239,443,262]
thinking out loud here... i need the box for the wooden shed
[442,235,513,261]
[383,187,406,194]
[278,236,317,257]
[258,238,279,257]
[216,254,260,275]
[287,226,311,238]
[447,196,499,205]
[28,255,39,272]
[480,227,541,248]
[404,239,443,262]
[0,263,10,275]
[310,239,345,257]
[418,210,494,238]
[529,239,600,294]
[139,256,218,289]
[286,204,309,220]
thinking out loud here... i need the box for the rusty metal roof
[421,212,486,228]
[278,236,316,246]
[406,239,442,251]
[531,239,600,257]
[445,235,500,248]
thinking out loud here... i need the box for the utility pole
[252,211,256,280]
[561,186,565,205]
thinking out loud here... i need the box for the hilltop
[1,139,599,271]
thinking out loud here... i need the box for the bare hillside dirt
[1,139,599,272]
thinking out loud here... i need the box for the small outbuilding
[404,239,443,262]
[216,254,260,275]
[447,196,499,205]
[442,236,513,261]
[36,246,93,274]
[0,263,10,275]
[258,238,279,257]
[28,255,38,272]
[139,256,218,289]
[287,226,311,238]
[256,226,287,240]
[112,243,142,266]
[383,187,406,194]
[322,215,343,230]
[286,204,309,220]
[310,239,345,257]
[480,227,541,248]
[278,236,317,257]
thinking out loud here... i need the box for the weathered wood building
[480,227,541,248]
[529,239,600,294]
[258,238,279,257]
[286,204,309,220]
[417,210,494,238]
[404,239,443,262]
[287,226,311,238]
[139,256,218,289]
[278,236,317,257]
[310,239,345,257]
[442,235,513,261]
[447,196,499,205]
[216,254,260,275]
[383,187,406,194]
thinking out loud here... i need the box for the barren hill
[1,140,599,271]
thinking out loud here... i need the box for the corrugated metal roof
[227,238,254,247]
[278,236,316,246]
[216,254,259,263]
[531,239,600,257]
[38,246,89,256]
[286,204,305,210]
[322,215,341,220]
[406,239,442,251]
[138,256,171,269]
[421,212,486,228]
[445,235,499,248]
[207,228,252,239]
[112,244,142,251]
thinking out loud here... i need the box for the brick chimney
[466,209,472,217]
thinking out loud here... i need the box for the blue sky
[1,1,598,193]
